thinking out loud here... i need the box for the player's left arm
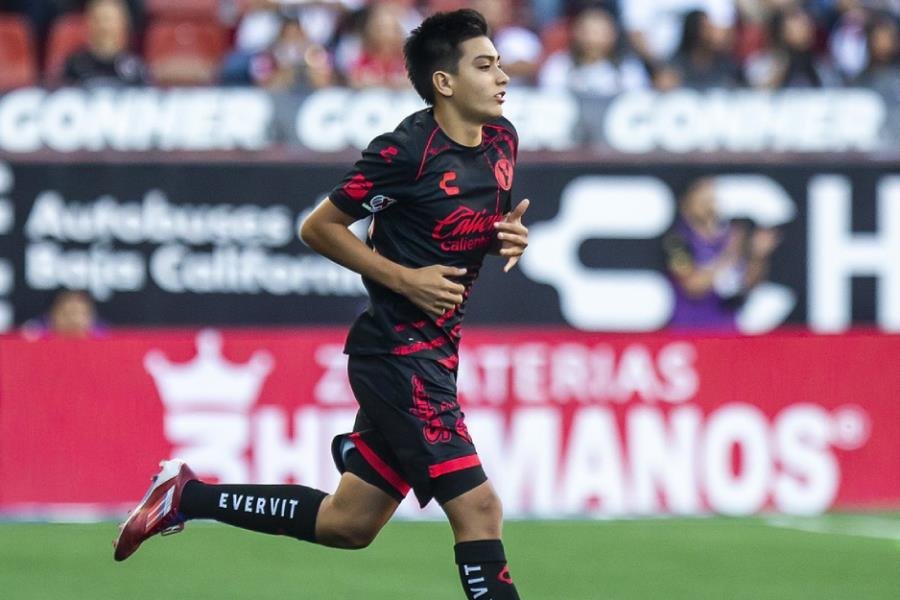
[492,198,530,272]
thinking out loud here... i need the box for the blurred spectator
[326,0,422,78]
[827,0,870,81]
[538,6,649,95]
[669,9,741,88]
[21,290,107,339]
[7,0,899,95]
[663,177,781,331]
[855,11,900,96]
[220,0,282,86]
[471,0,543,85]
[234,0,283,55]
[736,0,795,23]
[745,5,840,87]
[380,0,423,33]
[735,0,802,63]
[1,0,144,56]
[345,2,409,89]
[293,1,362,47]
[251,17,334,90]
[61,0,147,87]
[621,0,736,67]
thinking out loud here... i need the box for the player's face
[450,36,509,122]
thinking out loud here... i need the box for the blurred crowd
[0,0,898,95]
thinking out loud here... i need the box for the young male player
[114,9,528,600]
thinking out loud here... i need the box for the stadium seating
[0,15,38,90]
[44,13,88,86]
[145,20,227,86]
[146,0,220,22]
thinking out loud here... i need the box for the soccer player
[114,9,528,600]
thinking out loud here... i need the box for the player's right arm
[299,199,465,318]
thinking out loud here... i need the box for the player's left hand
[495,199,530,273]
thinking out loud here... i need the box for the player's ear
[432,70,454,99]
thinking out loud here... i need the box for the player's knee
[455,488,503,539]
[472,488,503,522]
[332,520,380,550]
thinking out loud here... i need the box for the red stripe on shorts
[350,433,411,497]
[428,454,481,479]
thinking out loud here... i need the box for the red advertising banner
[1,329,898,518]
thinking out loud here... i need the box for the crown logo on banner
[145,329,273,412]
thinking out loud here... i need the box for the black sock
[180,481,327,543]
[455,540,521,600]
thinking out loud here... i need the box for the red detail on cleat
[113,459,197,562]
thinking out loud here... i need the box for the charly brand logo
[439,171,460,196]
[145,330,273,482]
[432,206,503,253]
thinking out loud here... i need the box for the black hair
[403,9,489,105]
[768,7,821,86]
[677,10,707,56]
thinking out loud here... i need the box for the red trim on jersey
[394,320,429,333]
[428,454,481,478]
[416,126,440,181]
[435,305,459,327]
[437,355,459,371]
[391,336,447,356]
[483,123,517,150]
[483,124,516,164]
[349,433,411,496]
[484,123,515,137]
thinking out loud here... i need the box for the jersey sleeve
[328,130,415,220]
[504,118,519,213]
[485,116,519,214]
[504,117,519,162]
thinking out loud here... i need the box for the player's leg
[441,479,502,541]
[179,470,399,550]
[315,471,400,549]
[442,481,521,600]
[114,460,400,561]
[346,354,521,598]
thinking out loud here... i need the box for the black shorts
[331,353,487,507]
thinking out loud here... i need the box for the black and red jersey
[328,108,518,366]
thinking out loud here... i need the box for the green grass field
[2,516,898,599]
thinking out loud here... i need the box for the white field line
[764,515,900,541]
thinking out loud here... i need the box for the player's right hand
[398,265,467,318]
